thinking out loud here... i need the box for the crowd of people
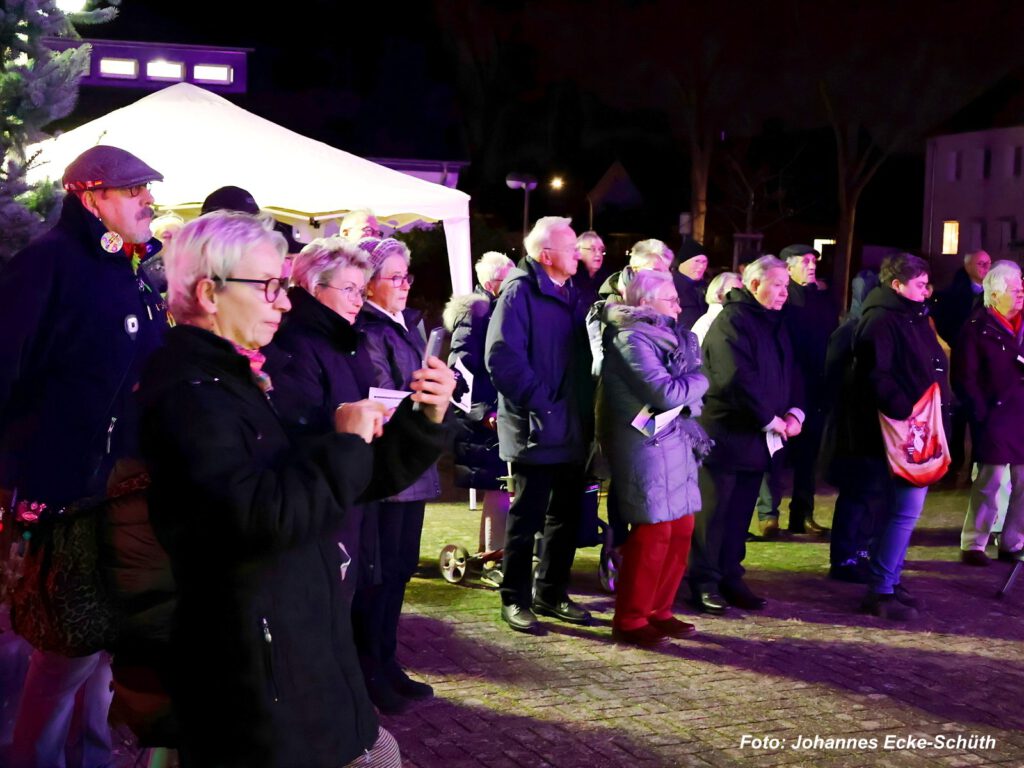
[0,143,1015,767]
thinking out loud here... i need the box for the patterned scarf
[989,308,1023,343]
[231,343,274,393]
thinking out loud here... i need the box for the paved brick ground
[379,486,1024,767]
[42,485,1016,766]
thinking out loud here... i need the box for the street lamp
[505,172,538,240]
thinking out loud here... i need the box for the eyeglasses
[653,295,681,306]
[321,283,367,299]
[361,225,384,238]
[377,273,415,287]
[544,246,580,255]
[120,183,152,198]
[216,276,286,302]
[579,246,606,255]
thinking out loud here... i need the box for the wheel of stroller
[439,544,470,584]
[599,547,619,594]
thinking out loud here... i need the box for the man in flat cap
[0,145,169,768]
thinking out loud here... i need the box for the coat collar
[58,193,163,265]
[283,286,359,354]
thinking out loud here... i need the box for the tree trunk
[690,136,712,245]
[833,195,858,315]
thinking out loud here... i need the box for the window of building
[999,217,1017,251]
[942,221,960,254]
[948,150,962,181]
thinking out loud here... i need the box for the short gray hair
[576,230,603,247]
[983,260,1022,307]
[475,251,514,286]
[165,211,286,323]
[291,237,371,294]
[742,255,787,291]
[705,271,743,305]
[624,269,672,307]
[525,216,572,261]
[628,239,671,270]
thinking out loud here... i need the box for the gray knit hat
[357,237,410,275]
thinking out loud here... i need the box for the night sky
[66,0,1024,274]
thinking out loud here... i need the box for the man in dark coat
[932,250,991,479]
[689,255,803,614]
[0,146,168,768]
[485,216,593,633]
[672,239,710,330]
[952,260,1024,565]
[755,245,837,536]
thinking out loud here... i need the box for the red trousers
[613,515,694,631]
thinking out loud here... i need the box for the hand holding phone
[413,327,447,412]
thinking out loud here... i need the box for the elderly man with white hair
[485,216,593,633]
[953,259,1024,566]
[688,255,803,614]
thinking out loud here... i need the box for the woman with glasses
[354,236,440,715]
[263,237,378,602]
[597,270,709,647]
[138,212,454,767]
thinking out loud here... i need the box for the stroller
[438,465,618,593]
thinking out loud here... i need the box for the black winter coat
[952,308,1024,465]
[0,194,167,506]
[485,259,590,465]
[783,281,839,414]
[138,325,447,768]
[445,287,505,489]
[834,286,952,460]
[672,271,708,331]
[359,303,441,502]
[932,268,984,347]
[699,288,800,472]
[264,287,381,591]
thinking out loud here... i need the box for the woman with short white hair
[628,239,672,272]
[690,271,743,344]
[598,269,710,647]
[140,211,454,767]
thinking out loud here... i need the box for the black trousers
[500,462,584,608]
[829,458,886,565]
[756,412,824,526]
[352,500,424,673]
[688,466,763,588]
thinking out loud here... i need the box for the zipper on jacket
[105,417,118,454]
[261,616,280,703]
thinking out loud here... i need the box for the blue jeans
[868,475,929,594]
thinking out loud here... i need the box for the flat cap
[202,185,260,215]
[779,244,820,261]
[62,145,163,192]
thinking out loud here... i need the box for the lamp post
[505,172,538,240]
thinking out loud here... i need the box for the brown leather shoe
[648,616,697,638]
[760,518,780,539]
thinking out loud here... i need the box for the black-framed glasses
[362,225,384,238]
[216,276,285,302]
[121,183,152,198]
[378,273,415,287]
[321,283,367,299]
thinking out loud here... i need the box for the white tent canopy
[27,82,473,293]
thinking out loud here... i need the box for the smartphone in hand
[413,327,447,411]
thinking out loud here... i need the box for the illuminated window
[193,64,233,84]
[98,58,139,79]
[813,238,836,255]
[942,221,960,255]
[147,60,184,81]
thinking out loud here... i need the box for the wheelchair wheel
[439,544,470,584]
